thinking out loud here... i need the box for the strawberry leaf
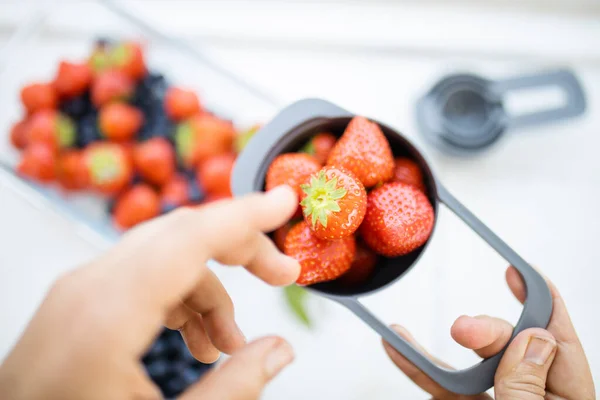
[283,285,311,327]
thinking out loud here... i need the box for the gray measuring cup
[231,98,552,395]
[416,69,586,155]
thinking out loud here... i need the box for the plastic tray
[0,0,281,248]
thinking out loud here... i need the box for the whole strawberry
[17,143,57,183]
[164,87,202,121]
[54,61,92,98]
[108,41,147,81]
[303,132,337,165]
[57,150,89,190]
[160,174,190,209]
[99,103,144,142]
[360,182,434,257]
[27,110,75,151]
[175,114,235,167]
[84,142,133,196]
[113,184,160,230]
[196,152,236,197]
[10,119,29,150]
[284,221,355,286]
[393,157,425,192]
[337,240,377,286]
[133,137,175,186]
[327,116,394,188]
[273,221,297,252]
[265,153,320,200]
[20,83,58,114]
[91,69,134,107]
[300,166,366,240]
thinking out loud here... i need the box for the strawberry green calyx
[90,50,110,73]
[300,140,315,156]
[109,43,130,67]
[56,114,75,148]
[89,150,121,183]
[175,121,195,163]
[300,170,347,229]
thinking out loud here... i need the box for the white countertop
[1,1,599,398]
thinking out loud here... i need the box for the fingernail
[524,336,556,365]
[265,340,295,378]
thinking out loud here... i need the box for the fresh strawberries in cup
[337,240,377,286]
[303,132,337,165]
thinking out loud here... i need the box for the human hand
[383,266,595,399]
[0,185,301,400]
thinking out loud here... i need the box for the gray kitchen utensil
[416,69,586,155]
[231,98,553,395]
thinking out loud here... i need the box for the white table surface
[0,1,599,398]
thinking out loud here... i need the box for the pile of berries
[9,38,258,230]
[142,328,212,398]
[267,116,435,286]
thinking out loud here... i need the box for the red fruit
[84,142,133,195]
[203,193,230,204]
[113,184,160,229]
[360,182,434,257]
[393,157,426,192]
[99,103,143,141]
[17,143,56,182]
[303,132,337,165]
[10,119,29,150]
[337,240,377,286]
[20,83,58,114]
[164,87,202,121]
[91,70,134,107]
[284,221,356,286]
[160,174,189,207]
[54,61,92,98]
[109,42,146,81]
[197,153,236,196]
[327,116,394,188]
[133,137,175,186]
[273,221,296,252]
[27,110,75,151]
[265,153,321,200]
[300,166,366,240]
[57,150,88,190]
[175,114,236,167]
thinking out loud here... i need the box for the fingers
[451,315,513,359]
[179,336,295,400]
[494,328,557,399]
[164,304,220,363]
[382,325,492,400]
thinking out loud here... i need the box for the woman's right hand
[383,266,596,399]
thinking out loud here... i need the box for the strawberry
[17,143,56,183]
[265,153,320,200]
[300,166,366,240]
[174,114,235,167]
[113,184,160,229]
[234,123,261,153]
[203,193,230,204]
[393,157,426,192]
[196,152,236,196]
[89,44,111,75]
[160,174,189,208]
[84,142,133,195]
[53,61,92,98]
[164,87,202,121]
[337,240,377,286]
[284,221,356,286]
[57,150,89,190]
[302,132,337,165]
[133,137,175,186]
[360,182,434,257]
[327,116,394,188]
[10,119,29,150]
[99,102,143,141]
[273,221,298,252]
[20,83,58,114]
[108,41,147,81]
[27,110,75,151]
[91,69,134,107]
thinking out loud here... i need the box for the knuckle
[496,368,547,397]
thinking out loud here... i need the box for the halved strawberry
[327,116,394,188]
[20,83,58,114]
[393,157,426,192]
[84,142,133,196]
[284,221,356,286]
[360,182,434,257]
[27,110,75,151]
[300,166,366,240]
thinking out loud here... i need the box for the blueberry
[95,37,112,48]
[146,360,170,379]
[76,113,102,148]
[163,375,188,398]
[60,92,92,119]
[188,178,205,203]
[161,203,179,215]
[181,367,200,386]
[106,199,116,215]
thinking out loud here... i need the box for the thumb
[494,328,557,400]
[179,336,294,400]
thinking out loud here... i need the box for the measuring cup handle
[332,184,552,396]
[491,69,586,130]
